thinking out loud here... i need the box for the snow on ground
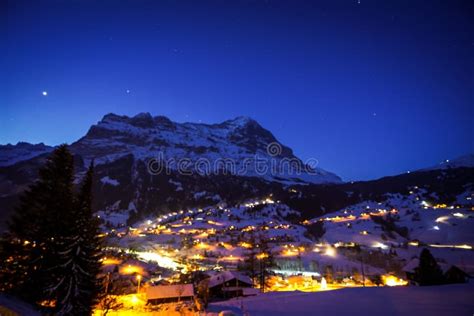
[0,142,53,166]
[100,176,120,186]
[308,190,474,272]
[210,283,474,316]
[102,188,473,279]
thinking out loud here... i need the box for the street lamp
[136,274,142,293]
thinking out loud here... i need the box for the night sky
[1,0,473,181]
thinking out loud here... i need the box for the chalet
[205,271,256,298]
[444,265,470,284]
[146,284,194,305]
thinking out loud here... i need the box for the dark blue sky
[1,0,473,180]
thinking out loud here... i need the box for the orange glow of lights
[191,254,204,260]
[219,242,234,250]
[207,220,223,226]
[281,249,299,257]
[195,242,210,250]
[119,294,146,308]
[239,242,253,249]
[256,253,269,260]
[242,226,256,232]
[102,257,121,265]
[120,264,144,275]
[382,275,407,286]
[220,255,242,262]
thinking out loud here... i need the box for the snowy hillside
[311,189,474,246]
[0,142,53,166]
[101,185,474,285]
[0,114,472,232]
[308,187,474,273]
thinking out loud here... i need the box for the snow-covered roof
[403,258,420,273]
[207,271,253,288]
[146,284,194,300]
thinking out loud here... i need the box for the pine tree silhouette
[413,248,445,286]
[0,146,102,314]
[53,162,103,315]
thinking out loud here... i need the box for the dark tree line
[238,234,276,292]
[409,248,469,286]
[0,145,103,315]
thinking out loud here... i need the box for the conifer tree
[0,146,103,314]
[238,234,276,292]
[413,248,445,286]
[256,235,276,292]
[239,243,258,281]
[53,162,103,315]
[0,145,75,307]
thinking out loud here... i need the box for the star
[126,89,131,94]
[372,112,377,117]
[42,91,48,96]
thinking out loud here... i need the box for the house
[403,258,470,285]
[146,284,194,305]
[205,271,255,298]
[444,265,470,284]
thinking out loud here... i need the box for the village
[93,192,474,315]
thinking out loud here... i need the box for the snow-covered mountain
[0,113,340,229]
[70,113,341,184]
[0,142,53,167]
[0,113,472,230]
[423,154,474,171]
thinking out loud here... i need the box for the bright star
[42,91,48,96]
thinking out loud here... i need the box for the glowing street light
[136,274,142,293]
[324,246,336,257]
[256,253,269,260]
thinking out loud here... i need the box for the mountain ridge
[67,112,342,184]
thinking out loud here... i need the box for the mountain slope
[0,113,340,229]
[70,113,341,184]
[0,142,53,167]
[0,114,472,231]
